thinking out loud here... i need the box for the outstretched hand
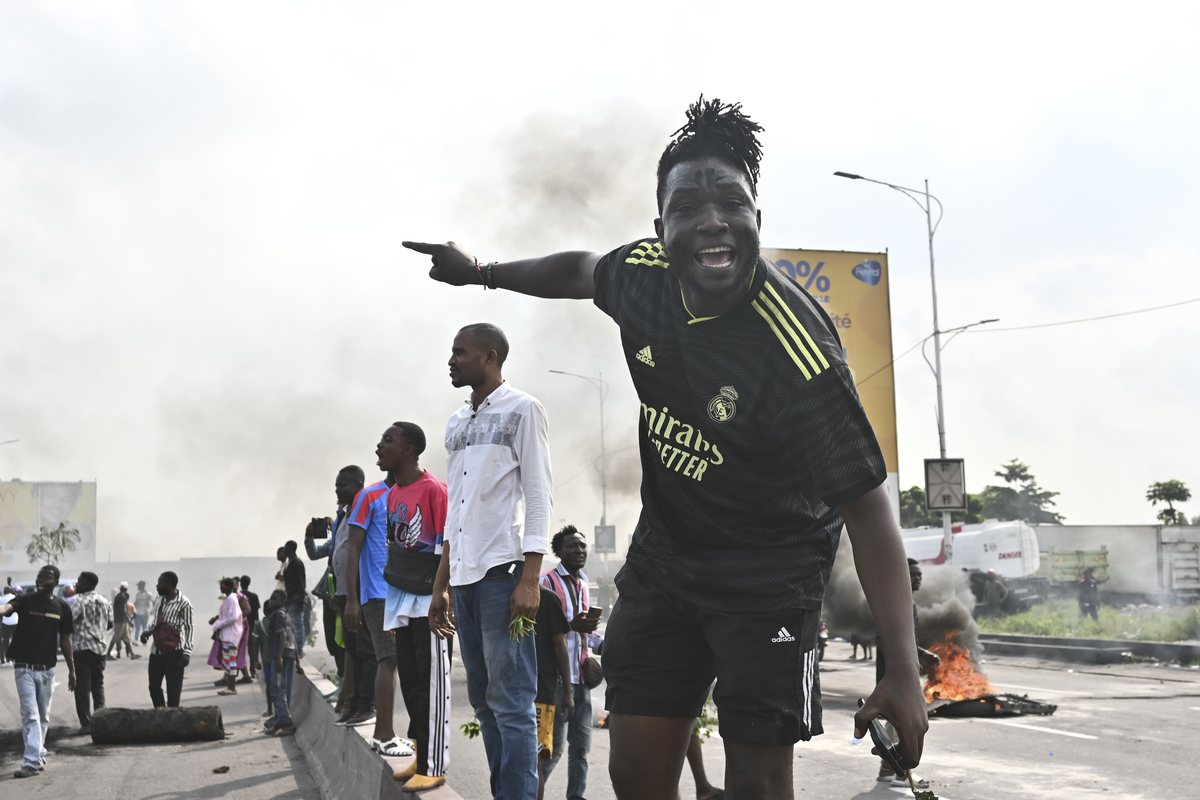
[853,672,929,770]
[402,241,480,287]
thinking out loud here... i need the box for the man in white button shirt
[430,322,553,800]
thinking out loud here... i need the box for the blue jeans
[288,600,306,658]
[545,681,592,799]
[15,666,54,769]
[454,563,538,800]
[263,660,275,712]
[273,656,295,726]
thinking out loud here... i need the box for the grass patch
[978,600,1200,642]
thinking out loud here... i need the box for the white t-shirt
[0,592,17,625]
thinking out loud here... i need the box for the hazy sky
[3,2,1198,562]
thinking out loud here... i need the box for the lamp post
[548,370,609,527]
[834,172,961,559]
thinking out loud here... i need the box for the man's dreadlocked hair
[656,96,765,213]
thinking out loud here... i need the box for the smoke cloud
[823,531,984,657]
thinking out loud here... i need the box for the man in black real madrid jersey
[404,98,927,800]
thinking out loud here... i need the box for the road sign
[593,525,616,554]
[925,459,967,511]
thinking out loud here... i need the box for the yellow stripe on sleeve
[626,242,669,269]
[758,293,823,375]
[752,300,813,380]
[764,284,831,371]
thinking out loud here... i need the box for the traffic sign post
[594,525,616,555]
[925,458,966,563]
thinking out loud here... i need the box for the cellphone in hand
[857,698,907,780]
[585,606,602,619]
[310,517,331,539]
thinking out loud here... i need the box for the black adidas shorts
[602,565,822,746]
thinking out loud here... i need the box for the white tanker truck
[901,519,1046,610]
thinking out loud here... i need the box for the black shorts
[603,565,822,746]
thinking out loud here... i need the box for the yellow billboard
[0,481,97,568]
[761,249,898,509]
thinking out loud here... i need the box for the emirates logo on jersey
[707,386,738,423]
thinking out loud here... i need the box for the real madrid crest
[707,386,738,423]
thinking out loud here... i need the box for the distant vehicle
[902,520,1044,611]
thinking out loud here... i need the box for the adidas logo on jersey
[771,627,796,643]
[635,346,655,367]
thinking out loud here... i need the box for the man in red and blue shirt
[345,423,416,759]
[382,422,451,792]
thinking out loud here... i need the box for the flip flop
[217,689,237,696]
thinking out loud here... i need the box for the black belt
[484,560,523,578]
[14,662,51,671]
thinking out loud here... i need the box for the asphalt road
[5,638,1197,800]
[316,639,1200,800]
[0,647,321,799]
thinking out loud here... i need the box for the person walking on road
[428,323,554,800]
[70,571,112,735]
[211,577,246,696]
[133,580,153,644]
[0,564,76,778]
[141,571,194,708]
[106,581,135,660]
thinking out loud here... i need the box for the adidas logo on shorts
[771,627,796,643]
[635,346,655,367]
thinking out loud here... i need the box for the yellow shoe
[402,774,446,792]
[393,760,418,781]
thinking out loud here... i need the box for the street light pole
[834,172,955,560]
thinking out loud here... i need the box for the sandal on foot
[372,736,414,757]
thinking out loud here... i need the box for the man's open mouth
[695,246,734,269]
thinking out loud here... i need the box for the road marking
[990,682,1082,696]
[980,719,1098,739]
[1190,707,1200,711]
[823,690,845,697]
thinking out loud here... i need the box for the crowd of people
[3,97,934,799]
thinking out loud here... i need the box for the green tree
[899,486,983,528]
[25,521,81,566]
[977,459,1064,524]
[1147,480,1191,525]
